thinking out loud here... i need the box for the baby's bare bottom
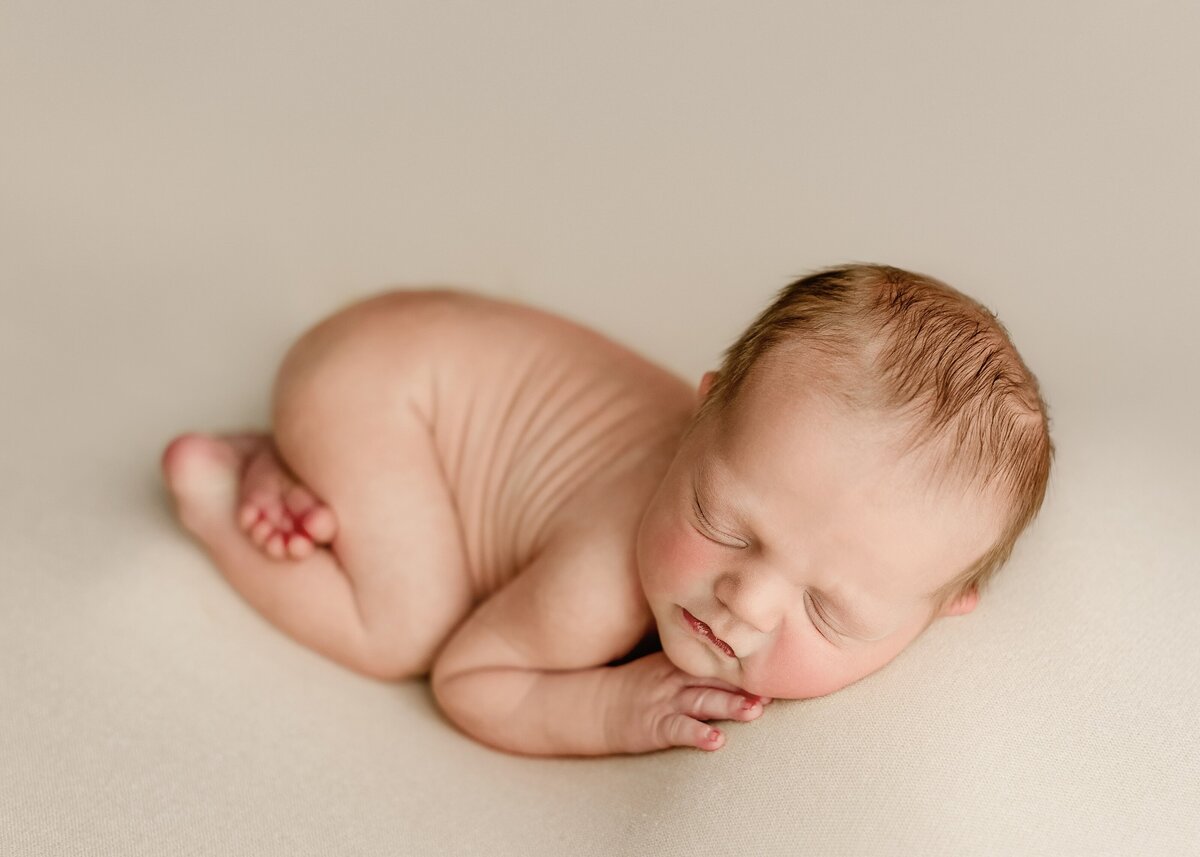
[171,299,475,680]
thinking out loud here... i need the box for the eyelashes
[692,496,747,549]
[807,592,847,641]
[808,592,832,628]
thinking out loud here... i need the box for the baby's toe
[238,504,261,531]
[250,518,274,546]
[241,490,281,525]
[265,532,288,560]
[299,506,337,544]
[286,533,315,560]
[285,488,337,544]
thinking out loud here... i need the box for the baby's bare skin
[163,289,768,754]
[163,286,996,757]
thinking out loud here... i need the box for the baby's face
[635,365,1002,700]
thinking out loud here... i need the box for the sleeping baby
[161,263,1053,756]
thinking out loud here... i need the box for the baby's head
[636,263,1053,699]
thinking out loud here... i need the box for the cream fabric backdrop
[2,2,1197,855]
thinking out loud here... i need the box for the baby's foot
[234,434,338,561]
[161,433,247,537]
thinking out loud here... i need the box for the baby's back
[307,288,695,599]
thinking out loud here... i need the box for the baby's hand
[606,651,770,754]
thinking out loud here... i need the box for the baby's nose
[713,570,793,634]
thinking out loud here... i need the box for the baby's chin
[660,644,723,681]
[654,612,732,680]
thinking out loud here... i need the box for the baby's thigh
[269,305,472,673]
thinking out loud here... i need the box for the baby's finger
[660,714,726,751]
[680,674,747,695]
[675,686,763,723]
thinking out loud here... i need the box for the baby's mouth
[681,607,737,658]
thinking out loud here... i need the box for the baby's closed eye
[692,495,748,549]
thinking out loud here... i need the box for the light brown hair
[694,263,1054,612]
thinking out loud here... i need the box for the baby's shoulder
[541,429,674,585]
[522,505,657,657]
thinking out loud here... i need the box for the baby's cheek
[756,637,810,696]
[753,631,847,700]
[661,527,711,581]
[644,523,710,593]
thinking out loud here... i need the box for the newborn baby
[161,263,1053,757]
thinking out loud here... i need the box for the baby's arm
[430,537,765,757]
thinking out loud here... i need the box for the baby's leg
[164,434,382,671]
[162,307,473,680]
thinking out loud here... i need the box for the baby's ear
[698,371,719,401]
[938,587,980,618]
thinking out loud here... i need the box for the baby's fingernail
[741,697,758,710]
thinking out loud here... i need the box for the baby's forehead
[720,377,907,459]
[712,388,1000,525]
[728,354,962,461]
